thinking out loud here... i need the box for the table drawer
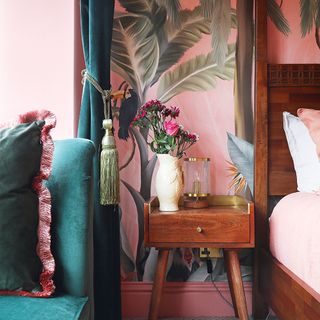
[148,212,250,245]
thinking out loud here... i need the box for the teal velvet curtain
[78,1,121,319]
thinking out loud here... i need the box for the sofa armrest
[46,138,95,299]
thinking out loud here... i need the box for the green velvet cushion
[0,295,88,320]
[0,121,44,292]
[0,111,56,297]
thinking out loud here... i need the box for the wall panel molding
[121,281,252,318]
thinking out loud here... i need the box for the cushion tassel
[100,119,120,205]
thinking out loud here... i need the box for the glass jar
[183,157,210,208]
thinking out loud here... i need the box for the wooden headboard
[254,1,320,317]
[268,64,320,195]
[254,62,320,317]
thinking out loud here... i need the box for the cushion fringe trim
[0,110,56,297]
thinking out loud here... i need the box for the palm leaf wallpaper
[157,45,235,102]
[268,0,320,49]
[111,0,254,282]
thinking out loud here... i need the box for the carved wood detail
[268,64,320,87]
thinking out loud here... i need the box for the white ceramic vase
[156,154,183,212]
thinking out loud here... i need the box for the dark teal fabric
[47,139,95,298]
[0,138,94,319]
[0,121,44,292]
[78,1,121,319]
[0,295,88,320]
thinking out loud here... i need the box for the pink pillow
[297,108,320,158]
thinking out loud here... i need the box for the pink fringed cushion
[298,108,320,158]
[0,110,56,297]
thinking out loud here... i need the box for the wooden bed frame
[254,1,320,319]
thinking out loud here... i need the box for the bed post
[253,0,269,318]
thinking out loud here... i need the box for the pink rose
[164,120,180,136]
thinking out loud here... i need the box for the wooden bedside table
[144,195,254,320]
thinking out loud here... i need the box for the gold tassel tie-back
[81,69,120,205]
[100,119,120,205]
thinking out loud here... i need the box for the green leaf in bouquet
[149,141,157,153]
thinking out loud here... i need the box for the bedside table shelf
[144,195,254,248]
[144,195,254,320]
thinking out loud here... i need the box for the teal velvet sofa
[0,138,95,320]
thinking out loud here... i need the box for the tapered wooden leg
[224,249,249,320]
[148,249,169,320]
[225,255,239,318]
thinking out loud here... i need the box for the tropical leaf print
[231,8,238,28]
[227,132,254,195]
[226,160,248,194]
[111,15,160,102]
[121,180,146,279]
[151,7,211,85]
[200,0,215,18]
[130,128,157,200]
[200,0,232,67]
[118,0,167,32]
[300,0,316,36]
[118,0,154,16]
[155,0,181,27]
[157,45,235,103]
[113,0,241,280]
[267,0,291,36]
[316,0,320,29]
[298,0,320,48]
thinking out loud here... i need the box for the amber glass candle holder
[183,157,210,208]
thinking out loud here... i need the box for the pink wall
[74,0,85,136]
[0,0,75,139]
[122,281,252,318]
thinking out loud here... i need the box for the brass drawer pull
[196,226,202,233]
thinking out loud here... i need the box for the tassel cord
[81,69,120,205]
[81,69,112,119]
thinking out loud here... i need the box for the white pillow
[283,111,320,193]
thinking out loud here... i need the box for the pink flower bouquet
[131,100,198,158]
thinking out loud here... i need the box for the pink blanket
[270,192,320,294]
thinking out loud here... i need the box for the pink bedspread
[269,192,320,294]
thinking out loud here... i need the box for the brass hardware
[184,192,210,198]
[184,157,210,162]
[196,226,202,233]
[207,195,249,208]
